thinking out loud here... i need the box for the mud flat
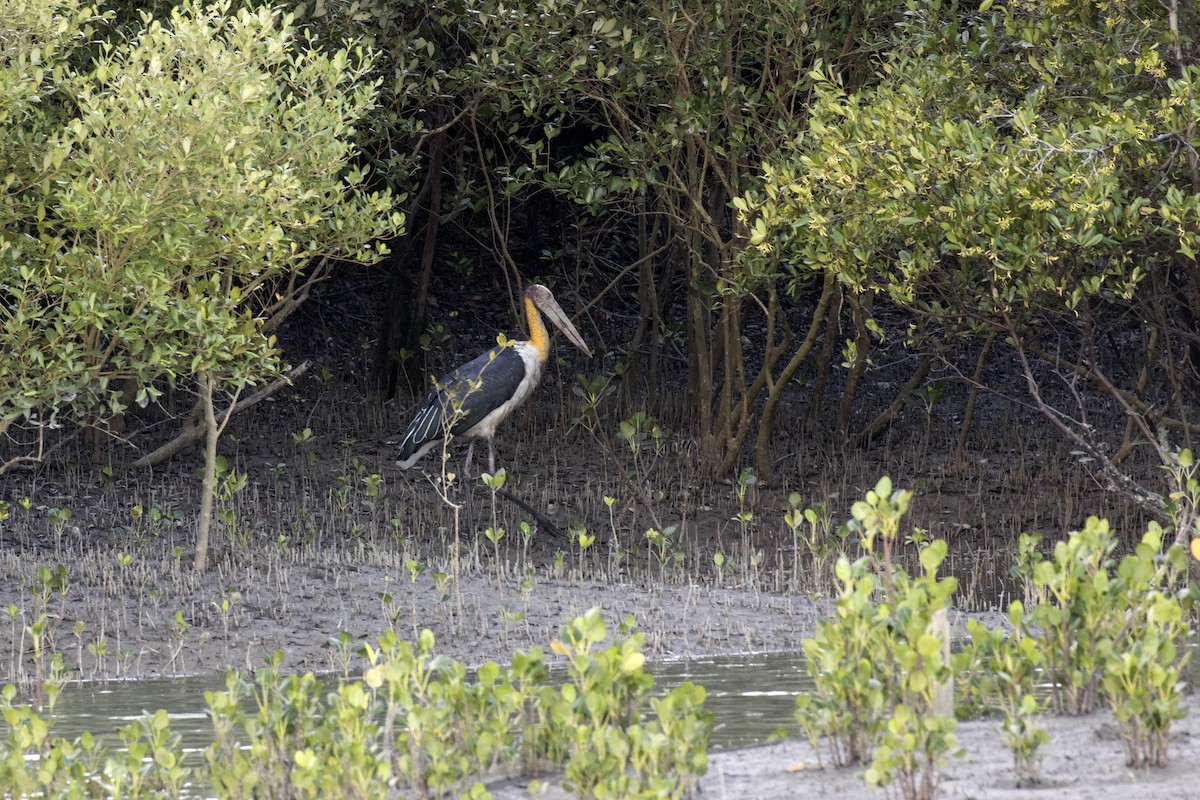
[489,693,1200,800]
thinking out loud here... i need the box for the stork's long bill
[395,284,590,471]
[525,283,591,362]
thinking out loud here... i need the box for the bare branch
[1003,312,1165,515]
[132,362,310,468]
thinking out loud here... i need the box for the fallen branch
[856,352,933,447]
[1027,341,1200,436]
[1004,313,1165,515]
[0,424,48,476]
[495,488,569,542]
[133,361,310,468]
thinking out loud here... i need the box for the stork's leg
[487,437,496,476]
[463,440,475,482]
[462,439,476,536]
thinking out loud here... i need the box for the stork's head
[526,284,592,358]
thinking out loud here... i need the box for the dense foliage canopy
[0,0,401,447]
[2,0,1199,517]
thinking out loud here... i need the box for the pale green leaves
[798,478,959,784]
[850,476,913,553]
[0,0,403,431]
[742,18,1177,334]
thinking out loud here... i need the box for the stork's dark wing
[396,346,527,464]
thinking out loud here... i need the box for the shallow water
[47,674,226,764]
[651,651,810,748]
[32,640,1200,799]
[42,650,810,771]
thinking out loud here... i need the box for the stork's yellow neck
[525,294,549,362]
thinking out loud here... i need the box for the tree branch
[132,362,310,468]
[1003,313,1165,515]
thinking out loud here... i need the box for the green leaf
[919,540,948,574]
[916,633,943,660]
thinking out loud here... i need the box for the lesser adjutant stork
[396,284,591,476]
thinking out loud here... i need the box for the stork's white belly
[466,343,543,440]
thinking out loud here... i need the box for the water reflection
[28,636,1200,800]
[44,651,810,760]
[48,675,225,758]
[649,651,810,748]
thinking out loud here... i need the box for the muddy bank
[489,694,1200,800]
[0,543,816,680]
[0,367,1158,683]
[0,536,1017,681]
